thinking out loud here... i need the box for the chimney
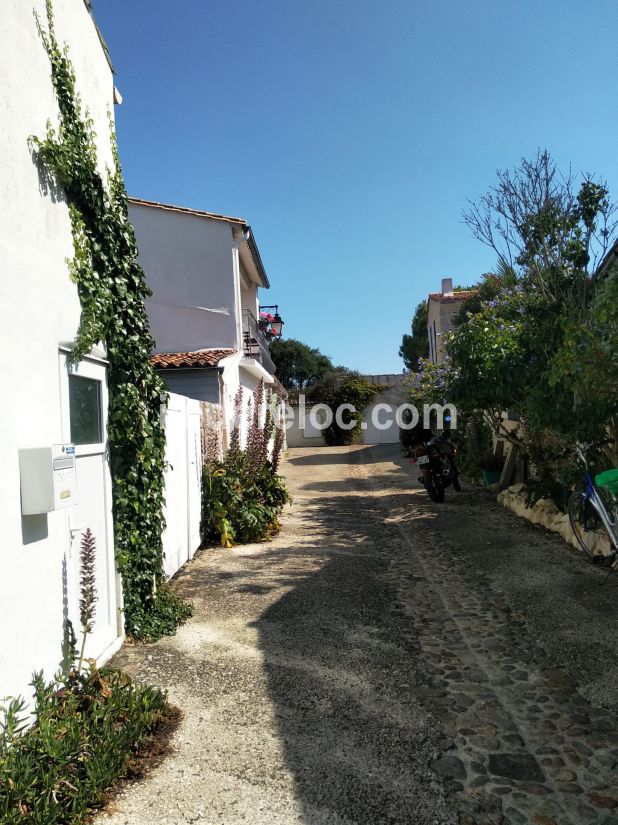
[441,277,453,296]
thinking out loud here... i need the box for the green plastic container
[482,469,501,485]
[595,468,618,495]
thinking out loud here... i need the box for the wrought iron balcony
[242,310,276,375]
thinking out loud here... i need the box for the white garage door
[362,403,400,444]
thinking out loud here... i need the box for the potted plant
[259,312,276,339]
[478,453,504,485]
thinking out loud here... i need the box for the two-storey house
[127,198,282,447]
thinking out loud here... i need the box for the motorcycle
[412,434,461,503]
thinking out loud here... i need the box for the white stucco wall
[240,264,259,318]
[128,204,241,353]
[286,405,328,448]
[218,355,261,449]
[216,354,283,450]
[0,0,116,702]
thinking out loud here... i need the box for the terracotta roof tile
[428,290,478,303]
[151,349,236,369]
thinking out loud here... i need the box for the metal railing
[242,310,276,375]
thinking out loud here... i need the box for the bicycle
[567,440,618,567]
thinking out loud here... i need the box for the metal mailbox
[19,444,78,514]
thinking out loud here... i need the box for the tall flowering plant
[403,357,456,410]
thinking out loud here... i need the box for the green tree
[452,262,517,326]
[270,338,333,390]
[439,150,618,503]
[399,301,429,370]
[463,150,616,285]
[310,371,383,445]
[551,269,618,427]
[457,150,617,443]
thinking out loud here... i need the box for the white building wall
[240,264,260,318]
[0,0,116,701]
[128,204,240,353]
[218,355,283,451]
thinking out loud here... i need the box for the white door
[161,399,188,579]
[161,395,202,579]
[59,352,121,664]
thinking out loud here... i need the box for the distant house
[128,198,284,447]
[593,238,618,283]
[426,278,477,364]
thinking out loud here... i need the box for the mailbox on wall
[19,444,78,515]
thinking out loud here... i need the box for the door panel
[161,396,202,579]
[59,353,120,663]
[162,401,188,578]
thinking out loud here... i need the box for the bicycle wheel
[567,491,604,561]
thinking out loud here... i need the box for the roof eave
[127,196,247,226]
[246,229,270,289]
[83,0,115,74]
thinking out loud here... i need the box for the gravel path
[99,445,618,825]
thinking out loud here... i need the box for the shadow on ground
[247,474,454,823]
[247,445,618,822]
[287,446,388,467]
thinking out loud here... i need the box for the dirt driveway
[100,445,618,825]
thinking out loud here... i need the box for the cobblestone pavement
[350,446,618,825]
[99,445,618,825]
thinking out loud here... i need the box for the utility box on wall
[19,445,78,515]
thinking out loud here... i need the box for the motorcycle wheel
[450,459,462,492]
[422,467,445,503]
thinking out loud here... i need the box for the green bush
[127,583,193,642]
[454,411,494,483]
[201,459,290,547]
[0,667,170,824]
[201,383,290,547]
[309,371,384,445]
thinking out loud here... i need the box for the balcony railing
[242,310,276,375]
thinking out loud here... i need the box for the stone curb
[497,485,612,558]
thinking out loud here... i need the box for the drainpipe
[231,227,250,351]
[217,367,230,454]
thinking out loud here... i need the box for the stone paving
[98,445,618,825]
[351,447,618,825]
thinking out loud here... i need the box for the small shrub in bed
[0,667,171,824]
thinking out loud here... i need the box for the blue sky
[96,0,618,374]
